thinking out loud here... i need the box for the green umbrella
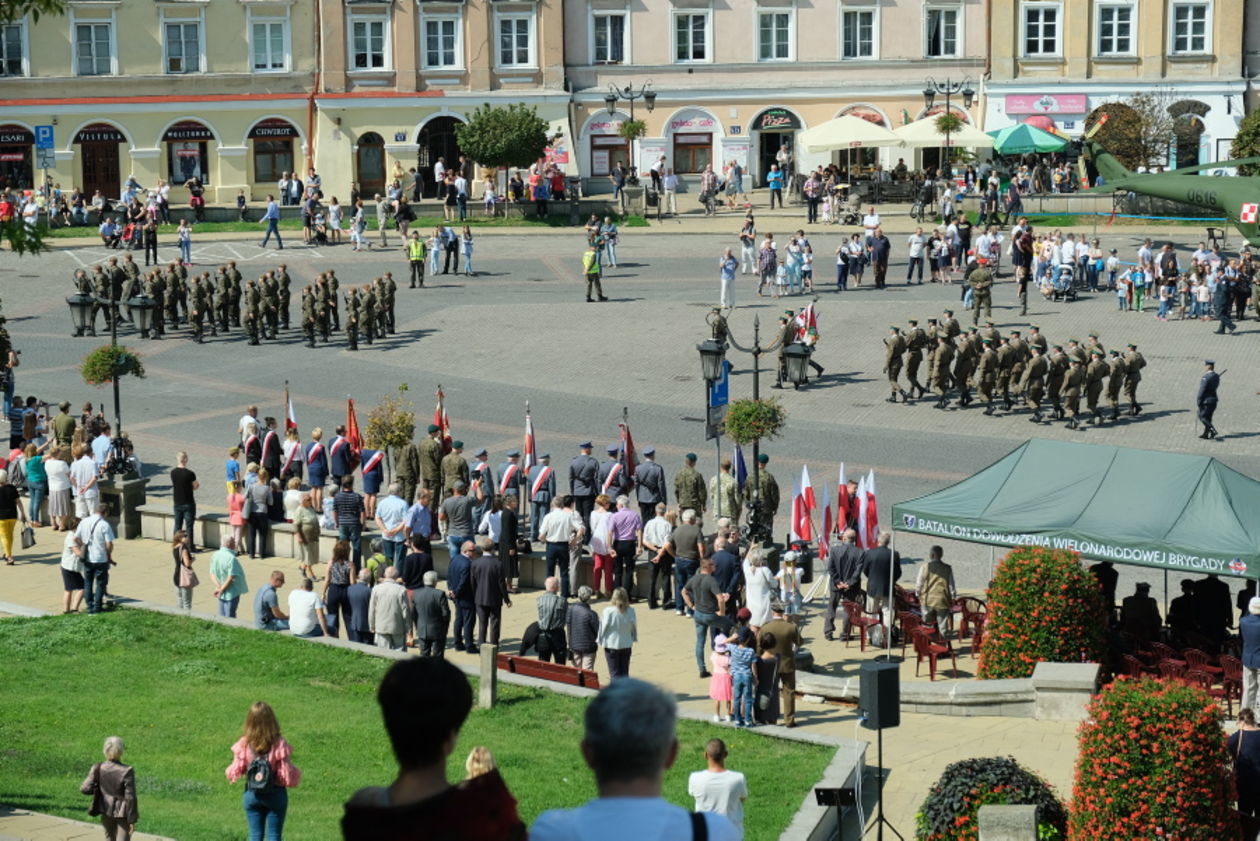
[986,124,1069,155]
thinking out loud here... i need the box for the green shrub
[916,756,1066,841]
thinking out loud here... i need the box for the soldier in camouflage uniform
[215,267,232,333]
[315,274,332,342]
[361,283,377,345]
[143,271,164,339]
[381,272,397,334]
[327,270,341,331]
[904,319,928,399]
[345,287,360,351]
[673,453,706,517]
[243,278,262,346]
[227,261,243,327]
[276,264,292,330]
[260,272,280,340]
[188,275,208,343]
[754,453,780,540]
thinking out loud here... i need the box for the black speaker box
[859,661,900,730]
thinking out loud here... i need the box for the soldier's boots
[1090,410,1101,426]
[935,395,948,410]
[1030,409,1042,423]
[900,389,911,403]
[1130,403,1142,417]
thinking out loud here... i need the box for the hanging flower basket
[81,345,145,387]
[723,397,787,446]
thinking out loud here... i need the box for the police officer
[968,257,994,325]
[300,285,317,348]
[527,453,556,540]
[1197,360,1220,439]
[1021,344,1048,422]
[884,325,908,403]
[1084,348,1109,425]
[1062,358,1085,430]
[755,453,780,538]
[634,446,666,524]
[976,336,998,415]
[569,442,599,534]
[597,443,631,498]
[904,319,928,399]
[1106,349,1127,421]
[418,423,444,501]
[1124,342,1146,416]
[407,230,427,288]
[674,452,706,518]
[930,333,955,409]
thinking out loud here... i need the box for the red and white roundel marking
[1231,558,1247,575]
[1241,203,1259,224]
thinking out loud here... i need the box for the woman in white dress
[327,198,343,245]
[743,548,776,630]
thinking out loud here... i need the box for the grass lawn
[0,610,833,840]
[38,212,648,239]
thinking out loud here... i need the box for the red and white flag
[283,382,298,436]
[864,469,880,549]
[855,474,869,549]
[523,408,537,473]
[792,465,815,543]
[819,484,833,556]
[617,421,637,480]
[346,398,363,468]
[1243,203,1259,225]
[837,462,850,533]
[434,387,452,455]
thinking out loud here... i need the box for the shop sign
[249,118,300,140]
[669,116,716,131]
[1004,94,1088,115]
[163,121,214,142]
[0,152,25,162]
[754,108,801,131]
[75,124,125,143]
[839,105,888,127]
[586,120,624,134]
[0,125,34,145]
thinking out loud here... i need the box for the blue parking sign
[35,125,54,150]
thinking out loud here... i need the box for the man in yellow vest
[582,243,607,303]
[406,230,427,288]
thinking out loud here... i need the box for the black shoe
[1030,411,1042,423]
[699,670,712,679]
[1067,418,1078,430]
[824,633,835,642]
[772,383,784,389]
[886,396,898,404]
[1200,432,1210,439]
[586,298,593,302]
[900,390,911,403]
[598,296,609,302]
[936,397,947,409]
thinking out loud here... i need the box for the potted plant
[81,345,145,386]
[722,397,787,446]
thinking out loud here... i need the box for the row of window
[0,1,1214,77]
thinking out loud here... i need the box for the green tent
[892,439,1260,577]
[987,124,1068,155]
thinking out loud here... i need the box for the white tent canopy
[798,115,905,153]
[893,117,994,149]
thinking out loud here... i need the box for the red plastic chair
[842,600,884,652]
[1186,669,1233,715]
[897,611,923,659]
[1158,660,1187,684]
[1183,648,1223,681]
[1121,653,1158,678]
[954,597,987,637]
[1150,641,1185,668]
[894,584,920,612]
[1220,654,1243,706]
[969,613,987,659]
[912,627,957,681]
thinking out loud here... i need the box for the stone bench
[796,670,1037,718]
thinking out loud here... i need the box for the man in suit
[1196,572,1234,642]
[569,441,599,536]
[1241,597,1260,711]
[446,541,476,652]
[527,452,556,541]
[634,446,667,525]
[823,529,864,641]
[413,570,451,657]
[499,494,521,593]
[862,530,902,626]
[346,568,374,645]
[470,538,511,648]
[710,535,743,611]
[760,599,803,727]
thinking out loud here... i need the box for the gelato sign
[1004,94,1088,115]
[898,513,1246,574]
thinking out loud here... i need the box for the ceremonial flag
[617,420,637,480]
[789,482,805,542]
[855,474,869,548]
[734,444,748,491]
[283,381,298,435]
[434,387,451,454]
[792,465,815,543]
[837,462,850,534]
[523,407,537,473]
[819,484,833,556]
[345,397,363,471]
[800,464,816,514]
[864,469,880,550]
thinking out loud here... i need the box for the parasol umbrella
[893,117,994,149]
[798,115,905,153]
[987,123,1068,155]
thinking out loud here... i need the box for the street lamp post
[698,311,786,546]
[604,80,657,179]
[922,76,975,179]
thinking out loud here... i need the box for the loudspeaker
[859,661,900,730]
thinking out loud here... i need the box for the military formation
[70,259,398,351]
[883,314,1149,429]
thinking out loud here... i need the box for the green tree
[1230,110,1260,176]
[0,0,66,23]
[365,384,416,481]
[1085,91,1175,172]
[454,103,549,170]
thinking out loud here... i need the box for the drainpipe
[307,0,323,171]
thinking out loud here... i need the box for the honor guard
[1124,343,1146,416]
[1021,344,1048,422]
[1106,349,1127,421]
[300,286,317,348]
[1084,349,1109,425]
[328,425,353,487]
[276,264,292,330]
[361,447,385,497]
[469,447,494,526]
[1197,360,1220,440]
[884,326,908,403]
[497,450,523,502]
[634,447,667,524]
[976,337,998,414]
[527,453,556,540]
[243,422,262,466]
[569,441,599,533]
[931,334,955,409]
[1062,359,1085,429]
[598,443,631,498]
[261,417,282,479]
[304,429,329,507]
[673,453,706,519]
[1046,344,1069,419]
[419,424,444,499]
[904,319,928,399]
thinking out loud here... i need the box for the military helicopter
[1079,114,1260,246]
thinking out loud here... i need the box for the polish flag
[837,462,850,533]
[523,409,537,473]
[283,383,298,435]
[792,465,815,543]
[855,474,869,549]
[818,484,833,556]
[434,387,451,454]
[864,469,880,549]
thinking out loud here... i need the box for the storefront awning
[893,117,994,149]
[797,115,903,153]
[892,439,1260,577]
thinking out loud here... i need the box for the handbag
[178,562,199,589]
[757,657,780,711]
[20,524,35,549]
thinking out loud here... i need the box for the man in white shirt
[862,208,880,243]
[91,424,112,470]
[287,577,330,638]
[688,739,748,840]
[70,444,100,519]
[642,502,674,610]
[662,169,679,217]
[454,173,469,222]
[75,502,115,614]
[531,679,738,841]
[433,157,446,184]
[905,227,926,284]
[238,405,259,444]
[538,498,582,599]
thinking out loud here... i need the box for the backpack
[245,748,275,791]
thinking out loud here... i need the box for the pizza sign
[1241,203,1258,224]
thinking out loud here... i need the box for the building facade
[986,0,1245,169]
[0,0,569,202]
[564,0,986,189]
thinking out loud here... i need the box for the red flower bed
[977,546,1106,679]
[1070,676,1237,840]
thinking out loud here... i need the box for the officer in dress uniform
[570,442,599,535]
[904,319,928,399]
[1106,349,1127,422]
[674,453,706,519]
[261,417,282,479]
[634,447,666,525]
[755,453,780,538]
[1084,349,1109,426]
[469,447,494,528]
[497,450,523,503]
[441,441,470,501]
[418,424,444,500]
[597,443,632,499]
[1124,343,1146,416]
[1197,360,1220,440]
[884,326,908,403]
[329,425,353,488]
[527,453,556,541]
[1021,344,1048,422]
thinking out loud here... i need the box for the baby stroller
[120,221,140,250]
[312,213,329,245]
[1052,264,1077,302]
[840,193,861,226]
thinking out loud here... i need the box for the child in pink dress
[227,480,245,547]
[709,633,733,722]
